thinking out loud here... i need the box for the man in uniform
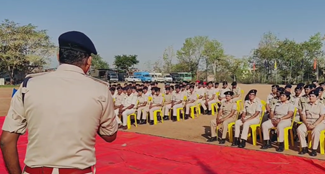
[205,82,217,115]
[185,85,197,119]
[171,85,185,121]
[218,81,231,102]
[115,86,137,130]
[266,85,279,112]
[197,82,208,114]
[231,82,241,101]
[0,31,118,174]
[148,88,164,125]
[163,87,172,120]
[136,88,148,124]
[114,87,125,113]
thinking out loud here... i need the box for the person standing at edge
[0,31,118,174]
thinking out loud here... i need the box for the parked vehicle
[125,76,141,82]
[149,73,164,82]
[170,73,182,82]
[107,70,118,82]
[133,72,152,82]
[178,72,192,82]
[164,74,173,82]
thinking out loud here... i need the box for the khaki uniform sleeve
[98,91,118,136]
[2,86,27,134]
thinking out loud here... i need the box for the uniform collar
[56,64,85,74]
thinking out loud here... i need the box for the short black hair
[59,48,90,66]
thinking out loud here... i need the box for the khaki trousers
[172,103,184,116]
[163,104,172,116]
[297,122,325,150]
[136,106,148,120]
[198,99,207,111]
[114,108,135,126]
[149,106,161,120]
[234,117,260,140]
[23,168,94,174]
[211,116,236,139]
[262,119,291,142]
[207,100,215,110]
[185,102,196,114]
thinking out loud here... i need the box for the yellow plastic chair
[260,100,266,107]
[211,103,218,115]
[189,105,199,119]
[270,108,297,150]
[320,130,325,154]
[127,113,137,129]
[152,99,165,125]
[148,96,153,102]
[248,105,265,145]
[176,107,184,121]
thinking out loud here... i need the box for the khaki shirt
[206,88,216,99]
[220,100,237,118]
[137,94,147,105]
[114,93,125,106]
[172,92,184,103]
[291,95,301,108]
[152,94,164,104]
[123,93,137,109]
[272,101,295,118]
[2,64,117,168]
[187,91,197,102]
[266,93,276,105]
[232,86,241,97]
[302,101,325,124]
[219,87,231,98]
[197,88,206,97]
[244,99,262,119]
[298,95,309,110]
[164,93,172,104]
[269,97,279,110]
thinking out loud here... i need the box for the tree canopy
[91,54,109,69]
[113,54,139,73]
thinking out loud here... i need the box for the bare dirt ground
[1,84,324,160]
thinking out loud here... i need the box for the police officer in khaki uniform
[185,85,197,119]
[0,31,118,174]
[205,82,216,115]
[114,87,125,109]
[115,86,137,129]
[163,87,172,120]
[148,88,164,125]
[266,85,279,111]
[298,85,312,117]
[171,85,185,121]
[261,91,294,152]
[297,90,325,156]
[231,82,241,101]
[197,82,208,114]
[233,89,262,148]
[218,81,231,102]
[136,88,148,124]
[207,91,237,144]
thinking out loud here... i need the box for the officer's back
[1,31,118,174]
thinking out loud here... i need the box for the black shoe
[310,149,317,157]
[238,139,246,148]
[163,116,169,120]
[276,142,284,152]
[172,116,177,122]
[157,116,162,121]
[261,140,272,149]
[219,139,226,144]
[185,114,189,119]
[204,110,208,114]
[299,147,308,155]
[207,137,217,142]
[149,120,154,125]
[140,119,147,124]
[136,119,141,124]
[231,138,239,146]
[208,110,211,115]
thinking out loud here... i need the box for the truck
[149,72,165,82]
[178,72,192,82]
[133,72,152,82]
[89,68,118,82]
[170,73,182,82]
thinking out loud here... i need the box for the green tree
[0,19,56,84]
[91,54,109,69]
[113,54,139,73]
[176,36,209,78]
[203,39,224,81]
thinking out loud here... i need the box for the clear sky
[1,0,325,70]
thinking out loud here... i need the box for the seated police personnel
[115,86,137,129]
[207,91,237,144]
[297,90,325,156]
[136,88,148,124]
[185,85,197,119]
[233,89,262,148]
[261,91,294,152]
[148,87,164,125]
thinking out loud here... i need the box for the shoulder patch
[87,76,109,86]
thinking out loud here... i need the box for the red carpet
[1,118,325,174]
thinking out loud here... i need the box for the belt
[25,166,92,174]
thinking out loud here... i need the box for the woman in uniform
[207,91,238,144]
[233,89,262,148]
[297,90,325,156]
[260,91,294,152]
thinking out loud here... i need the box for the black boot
[238,139,246,148]
[208,110,212,115]
[276,142,284,152]
[231,137,239,146]
[136,119,141,124]
[140,119,147,124]
[172,116,177,122]
[219,139,226,144]
[163,115,169,120]
[149,120,154,125]
[185,114,189,119]
[261,140,272,149]
[207,137,217,142]
[204,110,208,114]
[299,147,308,155]
[310,149,317,157]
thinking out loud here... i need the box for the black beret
[222,81,228,85]
[58,31,97,55]
[137,88,143,92]
[311,84,317,89]
[143,86,148,90]
[215,82,219,85]
[109,87,116,91]
[151,87,157,91]
[124,86,131,90]
[198,82,203,85]
[248,89,257,95]
[280,91,291,99]
[189,85,194,89]
[272,84,279,88]
[309,90,319,97]
[316,87,324,92]
[165,87,171,91]
[297,83,305,87]
[224,91,234,96]
[156,87,161,91]
[231,82,237,86]
[285,84,292,89]
[175,85,180,89]
[304,84,311,89]
[277,87,285,93]
[117,87,122,90]
[295,86,302,90]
